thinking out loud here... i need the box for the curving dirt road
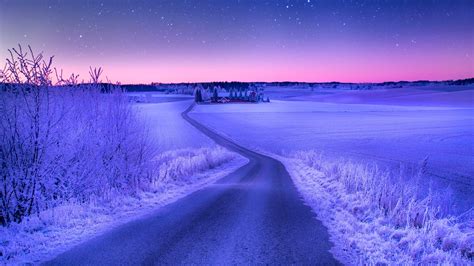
[45,103,339,265]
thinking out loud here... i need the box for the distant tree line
[4,78,472,94]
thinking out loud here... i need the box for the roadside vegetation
[285,150,473,264]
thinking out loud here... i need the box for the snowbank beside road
[278,152,472,264]
[1,147,247,264]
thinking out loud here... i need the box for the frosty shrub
[0,145,240,263]
[0,45,154,225]
[290,150,473,263]
[153,147,235,186]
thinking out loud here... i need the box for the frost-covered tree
[212,87,218,102]
[194,87,203,103]
[201,87,210,102]
[0,45,154,225]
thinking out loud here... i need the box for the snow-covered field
[1,97,247,264]
[191,86,474,213]
[128,92,194,103]
[134,99,213,151]
[264,83,474,107]
[190,85,474,263]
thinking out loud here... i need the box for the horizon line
[123,77,474,86]
[1,77,473,86]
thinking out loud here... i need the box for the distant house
[194,84,270,104]
[194,85,269,104]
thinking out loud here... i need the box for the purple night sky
[1,0,473,83]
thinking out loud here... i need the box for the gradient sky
[1,0,473,83]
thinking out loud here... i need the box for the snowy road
[44,103,339,265]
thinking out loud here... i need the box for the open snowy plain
[191,85,474,213]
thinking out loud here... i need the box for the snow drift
[283,150,473,264]
[0,147,245,263]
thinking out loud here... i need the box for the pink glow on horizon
[56,51,473,84]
